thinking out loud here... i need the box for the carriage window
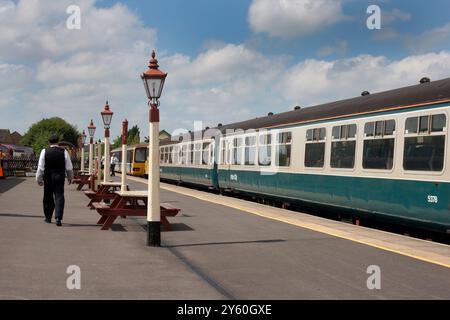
[258,133,272,166]
[363,139,394,170]
[231,138,242,165]
[181,145,187,164]
[330,124,356,169]
[365,120,395,137]
[275,132,292,167]
[432,114,446,132]
[169,147,173,164]
[404,136,445,171]
[403,114,446,171]
[220,140,226,165]
[173,146,178,164]
[245,136,256,165]
[406,114,446,134]
[189,143,194,164]
[364,122,374,137]
[135,148,147,163]
[194,143,202,165]
[202,142,210,165]
[305,127,325,168]
[160,148,164,163]
[405,117,418,134]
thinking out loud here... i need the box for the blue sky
[1,0,450,140]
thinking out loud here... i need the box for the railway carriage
[162,77,450,234]
[159,137,218,188]
[112,143,148,177]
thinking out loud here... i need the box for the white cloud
[405,23,450,54]
[280,52,450,107]
[248,0,347,38]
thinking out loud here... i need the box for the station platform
[0,176,449,299]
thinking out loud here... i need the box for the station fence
[1,155,81,177]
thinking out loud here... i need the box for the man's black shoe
[56,219,62,226]
[44,217,51,223]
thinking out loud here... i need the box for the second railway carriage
[162,77,450,234]
[159,136,218,188]
[112,143,148,177]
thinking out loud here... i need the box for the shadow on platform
[0,213,42,219]
[165,239,286,248]
[0,178,26,193]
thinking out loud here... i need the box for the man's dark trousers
[43,147,66,221]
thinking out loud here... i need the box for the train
[111,143,148,177]
[121,77,450,235]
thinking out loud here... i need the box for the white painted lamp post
[141,50,167,247]
[80,130,86,172]
[121,119,128,192]
[101,101,114,183]
[87,120,96,175]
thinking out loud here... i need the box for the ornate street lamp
[88,119,96,175]
[80,130,87,172]
[101,101,114,183]
[120,118,128,192]
[141,50,167,247]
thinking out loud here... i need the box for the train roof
[151,77,450,146]
[167,77,450,143]
[219,77,450,132]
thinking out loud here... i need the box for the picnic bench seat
[92,198,180,231]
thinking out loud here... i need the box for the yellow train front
[111,143,148,177]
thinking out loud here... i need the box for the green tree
[110,124,141,149]
[21,117,80,154]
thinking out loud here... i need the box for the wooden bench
[84,182,128,208]
[91,191,180,231]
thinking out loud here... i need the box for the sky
[1,0,450,140]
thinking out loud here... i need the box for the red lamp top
[141,50,167,100]
[88,119,96,137]
[101,100,114,127]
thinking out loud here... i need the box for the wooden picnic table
[84,182,129,208]
[92,190,180,231]
[73,172,95,191]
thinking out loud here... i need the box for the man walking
[36,134,73,226]
[110,154,119,176]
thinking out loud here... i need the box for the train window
[202,142,210,165]
[375,121,383,136]
[305,143,325,168]
[384,120,395,135]
[405,117,418,134]
[245,136,256,165]
[169,147,173,164]
[419,116,429,133]
[432,114,446,132]
[160,148,164,163]
[332,126,340,139]
[181,145,187,164]
[258,133,271,166]
[364,122,374,137]
[406,114,446,135]
[135,148,146,163]
[231,138,243,165]
[173,146,178,164]
[403,136,445,171]
[220,140,226,165]
[331,141,356,168]
[362,139,394,170]
[306,128,326,142]
[194,143,201,165]
[365,120,395,137]
[332,124,356,140]
[305,127,325,168]
[275,132,292,167]
[330,124,356,169]
[189,143,194,165]
[348,124,357,138]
